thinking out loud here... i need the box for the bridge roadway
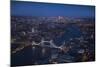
[12,38,65,54]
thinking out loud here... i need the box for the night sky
[11,1,95,18]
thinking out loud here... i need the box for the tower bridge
[12,38,66,54]
[32,38,65,50]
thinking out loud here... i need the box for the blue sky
[11,1,95,18]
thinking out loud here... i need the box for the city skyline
[11,1,95,66]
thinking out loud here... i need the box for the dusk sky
[11,1,95,18]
